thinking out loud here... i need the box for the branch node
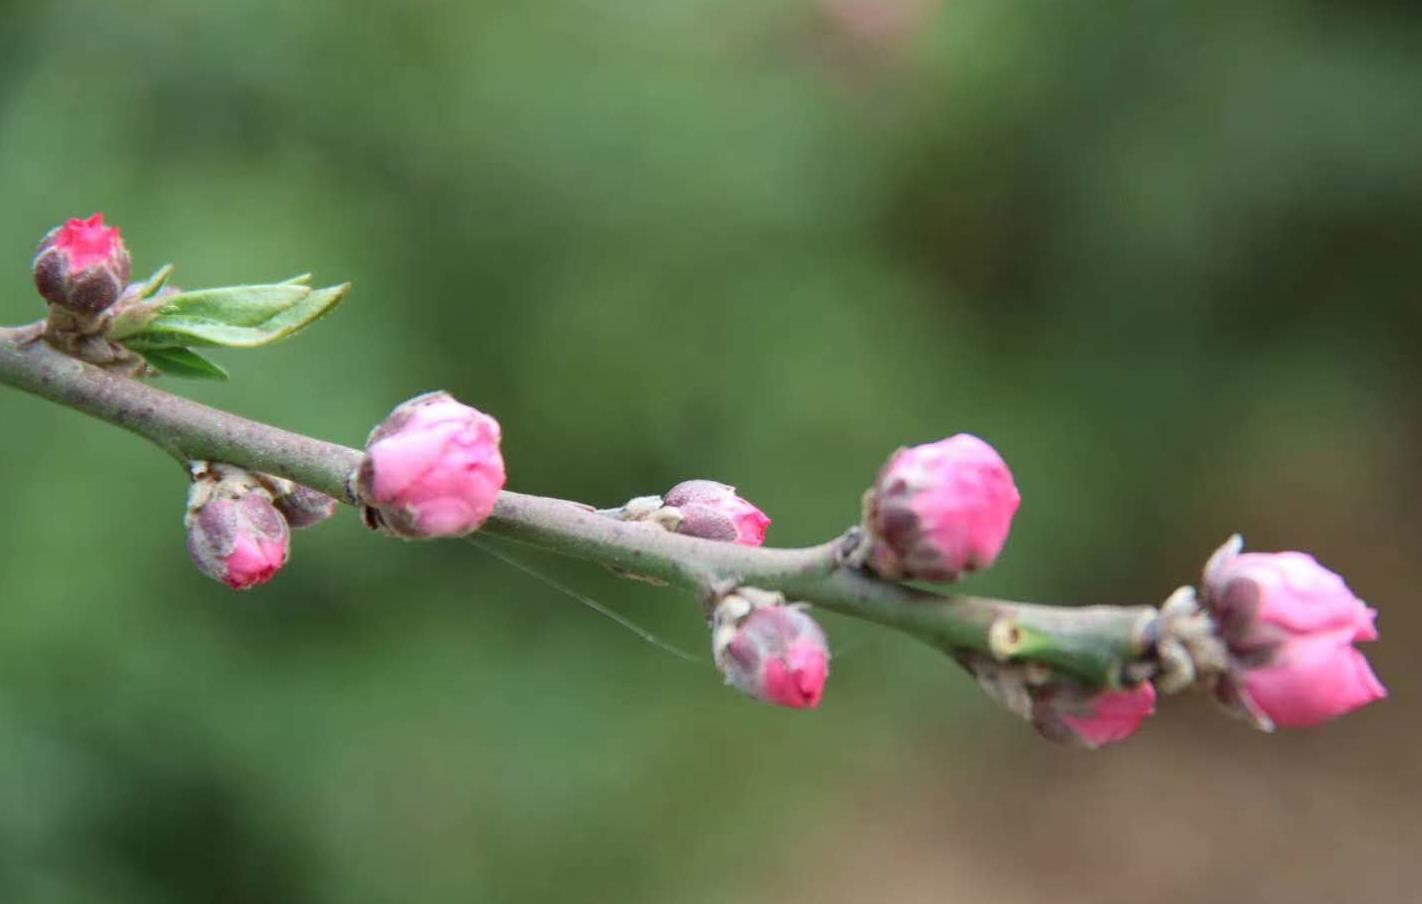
[988,615,1024,660]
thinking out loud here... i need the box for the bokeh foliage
[2,1,1419,901]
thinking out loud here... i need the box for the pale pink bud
[1035,684,1157,749]
[1201,538,1385,729]
[263,478,338,529]
[187,492,290,590]
[966,656,1152,748]
[713,599,829,709]
[663,480,771,547]
[32,213,132,314]
[865,434,1021,581]
[1235,634,1386,730]
[355,391,506,539]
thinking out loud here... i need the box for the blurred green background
[2,1,1419,901]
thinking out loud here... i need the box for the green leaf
[138,347,229,380]
[107,297,169,340]
[136,263,175,298]
[104,264,179,339]
[119,282,350,350]
[157,282,311,327]
[110,277,318,341]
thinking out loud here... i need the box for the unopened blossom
[967,656,1154,749]
[32,213,132,314]
[1036,683,1157,749]
[712,591,829,709]
[1200,537,1385,729]
[187,489,290,590]
[662,480,770,547]
[354,391,506,539]
[865,434,1020,581]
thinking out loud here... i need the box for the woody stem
[0,326,1155,685]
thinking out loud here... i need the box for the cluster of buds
[19,213,1389,741]
[969,535,1387,747]
[610,479,771,547]
[668,434,1016,713]
[184,463,335,590]
[183,386,514,584]
[853,430,1386,742]
[185,388,508,586]
[861,432,1158,743]
[353,391,507,539]
[710,587,830,709]
[1185,536,1386,730]
[861,433,1020,581]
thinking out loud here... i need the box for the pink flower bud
[1235,634,1386,730]
[187,492,290,590]
[865,434,1021,581]
[1201,538,1386,729]
[966,656,1153,748]
[663,480,771,547]
[261,477,338,529]
[1035,684,1157,749]
[713,595,829,709]
[32,213,132,314]
[355,391,506,539]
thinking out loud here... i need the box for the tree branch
[0,326,1154,685]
